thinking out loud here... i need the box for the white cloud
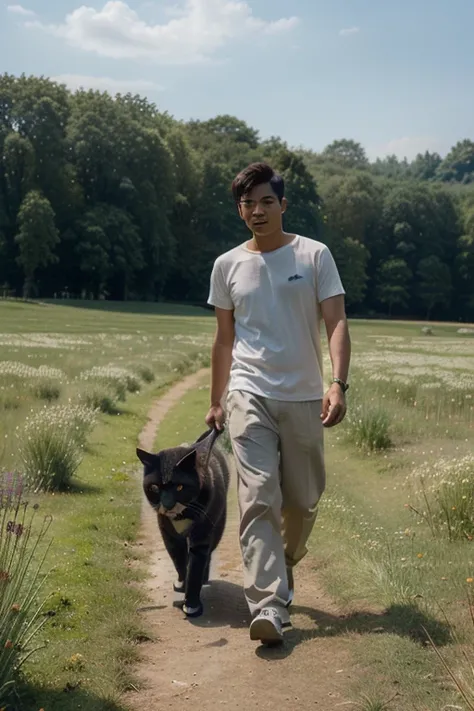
[50,74,163,94]
[339,27,360,37]
[27,0,299,64]
[7,4,36,16]
[373,136,447,161]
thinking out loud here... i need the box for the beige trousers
[226,389,326,617]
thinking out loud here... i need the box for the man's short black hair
[231,162,285,204]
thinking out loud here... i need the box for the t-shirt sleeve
[207,259,234,310]
[316,245,346,303]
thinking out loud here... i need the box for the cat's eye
[176,484,183,492]
[150,484,160,493]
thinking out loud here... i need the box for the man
[205,162,351,645]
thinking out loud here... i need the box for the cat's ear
[176,449,197,474]
[136,448,158,469]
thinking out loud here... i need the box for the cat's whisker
[186,502,216,527]
[186,502,214,522]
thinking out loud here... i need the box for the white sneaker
[249,606,290,644]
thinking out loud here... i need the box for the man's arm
[319,294,351,427]
[206,307,235,430]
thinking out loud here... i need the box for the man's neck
[246,230,295,254]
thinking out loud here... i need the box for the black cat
[136,427,230,618]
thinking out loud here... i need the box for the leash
[195,426,223,473]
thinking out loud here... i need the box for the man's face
[238,182,287,236]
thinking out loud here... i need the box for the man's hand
[205,403,226,431]
[320,383,347,428]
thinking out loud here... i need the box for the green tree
[2,133,36,219]
[416,255,452,319]
[320,172,380,245]
[331,237,369,308]
[437,140,474,183]
[265,143,322,238]
[322,139,369,170]
[15,191,59,298]
[375,258,412,316]
[372,155,410,179]
[410,151,442,180]
[454,206,474,320]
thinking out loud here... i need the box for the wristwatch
[332,377,349,393]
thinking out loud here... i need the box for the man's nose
[252,202,264,215]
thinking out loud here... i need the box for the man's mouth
[253,221,267,226]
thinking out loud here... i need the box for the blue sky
[1,0,473,160]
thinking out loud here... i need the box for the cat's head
[136,428,220,519]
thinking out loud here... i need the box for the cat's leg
[183,541,211,617]
[158,516,187,592]
[203,556,211,586]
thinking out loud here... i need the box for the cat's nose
[161,491,175,510]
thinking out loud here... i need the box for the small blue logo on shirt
[288,274,303,282]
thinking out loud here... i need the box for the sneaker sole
[249,617,284,644]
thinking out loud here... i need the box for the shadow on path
[171,579,450,661]
[257,601,451,660]
[13,682,127,711]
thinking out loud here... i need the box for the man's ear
[136,448,158,469]
[281,196,288,215]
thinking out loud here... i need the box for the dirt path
[124,370,359,711]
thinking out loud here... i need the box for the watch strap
[332,377,349,393]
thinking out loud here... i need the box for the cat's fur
[136,427,230,618]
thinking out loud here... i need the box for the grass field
[0,299,215,710]
[311,320,474,710]
[0,299,473,710]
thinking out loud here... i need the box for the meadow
[0,299,215,710]
[0,299,473,710]
[314,319,474,710]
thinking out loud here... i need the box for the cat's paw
[182,601,203,618]
[173,580,185,594]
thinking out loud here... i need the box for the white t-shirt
[207,235,345,402]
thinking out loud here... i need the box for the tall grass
[79,366,141,398]
[31,378,62,402]
[341,692,399,710]
[344,400,393,452]
[0,472,53,705]
[407,455,474,541]
[133,364,155,384]
[423,585,474,710]
[18,405,97,492]
[77,382,119,414]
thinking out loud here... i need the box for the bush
[134,364,155,384]
[79,366,141,399]
[18,405,97,491]
[407,455,474,541]
[0,472,52,704]
[31,378,61,402]
[79,383,119,415]
[344,402,393,452]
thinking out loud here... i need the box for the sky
[1,0,474,161]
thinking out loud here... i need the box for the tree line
[1,74,473,321]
